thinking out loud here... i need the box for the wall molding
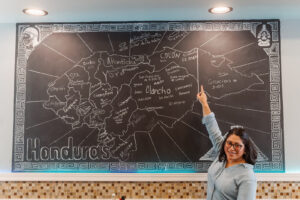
[0,173,300,182]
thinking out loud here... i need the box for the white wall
[281,19,300,172]
[0,23,15,172]
[0,19,299,172]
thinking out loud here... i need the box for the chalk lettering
[145,85,171,95]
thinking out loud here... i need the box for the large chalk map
[13,21,284,172]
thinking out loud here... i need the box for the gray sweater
[202,112,257,200]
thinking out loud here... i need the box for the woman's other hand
[197,85,208,105]
[197,85,211,116]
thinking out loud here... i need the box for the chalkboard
[13,20,284,172]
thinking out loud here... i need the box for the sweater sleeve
[202,112,224,152]
[237,179,257,200]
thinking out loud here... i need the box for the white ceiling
[1,0,300,23]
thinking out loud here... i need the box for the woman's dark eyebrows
[226,140,243,145]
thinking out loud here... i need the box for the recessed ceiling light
[23,8,48,16]
[208,7,233,14]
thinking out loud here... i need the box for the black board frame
[12,20,284,173]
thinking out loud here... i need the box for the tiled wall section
[0,181,299,199]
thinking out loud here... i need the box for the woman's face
[224,134,245,163]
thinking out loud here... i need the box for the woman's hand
[197,85,208,106]
[197,85,211,116]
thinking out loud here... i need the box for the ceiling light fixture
[23,8,48,16]
[208,6,233,14]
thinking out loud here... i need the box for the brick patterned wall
[0,181,299,199]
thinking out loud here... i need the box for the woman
[197,85,257,200]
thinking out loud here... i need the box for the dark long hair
[218,127,257,165]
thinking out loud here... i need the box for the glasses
[225,141,244,151]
